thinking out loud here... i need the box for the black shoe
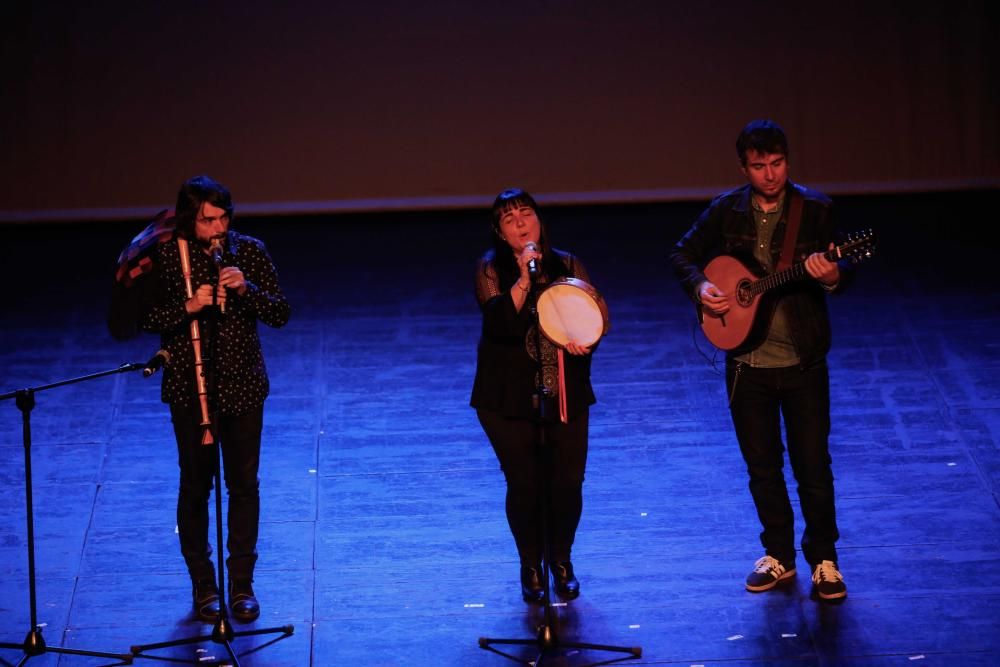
[229,578,260,622]
[552,561,580,600]
[520,565,545,604]
[745,555,796,592]
[811,561,847,601]
[192,579,220,623]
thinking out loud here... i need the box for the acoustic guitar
[699,230,877,350]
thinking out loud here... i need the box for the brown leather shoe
[229,578,260,622]
[192,579,221,623]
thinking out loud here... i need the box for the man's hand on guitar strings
[698,280,730,316]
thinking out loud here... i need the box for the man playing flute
[141,175,290,623]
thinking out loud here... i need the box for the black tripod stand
[478,279,641,667]
[0,364,141,666]
[129,263,293,666]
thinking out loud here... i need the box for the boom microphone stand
[0,363,140,666]
[478,274,641,667]
[130,253,292,666]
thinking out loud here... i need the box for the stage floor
[1,191,998,665]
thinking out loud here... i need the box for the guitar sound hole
[736,280,753,307]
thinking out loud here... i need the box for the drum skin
[536,277,609,348]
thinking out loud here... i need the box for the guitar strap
[777,190,804,271]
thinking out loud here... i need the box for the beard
[194,232,227,250]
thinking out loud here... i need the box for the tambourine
[536,277,610,349]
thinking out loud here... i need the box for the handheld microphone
[525,241,540,278]
[208,238,227,314]
[142,349,171,377]
[209,239,225,268]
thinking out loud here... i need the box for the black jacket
[669,181,853,363]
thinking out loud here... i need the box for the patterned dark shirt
[140,231,290,416]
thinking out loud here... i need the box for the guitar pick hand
[698,281,729,316]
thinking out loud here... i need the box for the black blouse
[470,248,597,420]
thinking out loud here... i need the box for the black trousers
[170,402,263,582]
[477,408,589,566]
[726,359,839,566]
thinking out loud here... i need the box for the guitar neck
[748,248,838,298]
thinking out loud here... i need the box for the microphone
[525,241,540,278]
[208,238,227,313]
[142,349,171,377]
[209,238,225,268]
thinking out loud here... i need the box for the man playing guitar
[670,119,855,602]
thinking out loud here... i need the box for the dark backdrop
[2,1,998,222]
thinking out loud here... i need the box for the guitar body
[700,255,764,350]
[695,229,877,351]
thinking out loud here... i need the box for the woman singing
[471,188,600,603]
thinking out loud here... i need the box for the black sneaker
[745,555,796,592]
[192,579,220,623]
[229,578,261,622]
[811,560,847,600]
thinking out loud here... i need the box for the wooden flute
[177,237,214,445]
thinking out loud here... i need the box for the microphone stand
[478,272,641,666]
[130,250,293,666]
[0,364,142,666]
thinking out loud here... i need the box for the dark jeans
[477,408,589,566]
[726,359,839,566]
[170,402,263,582]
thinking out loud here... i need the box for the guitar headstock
[836,229,877,264]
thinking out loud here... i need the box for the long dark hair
[489,188,569,290]
[174,175,235,239]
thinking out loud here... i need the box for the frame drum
[536,277,610,349]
